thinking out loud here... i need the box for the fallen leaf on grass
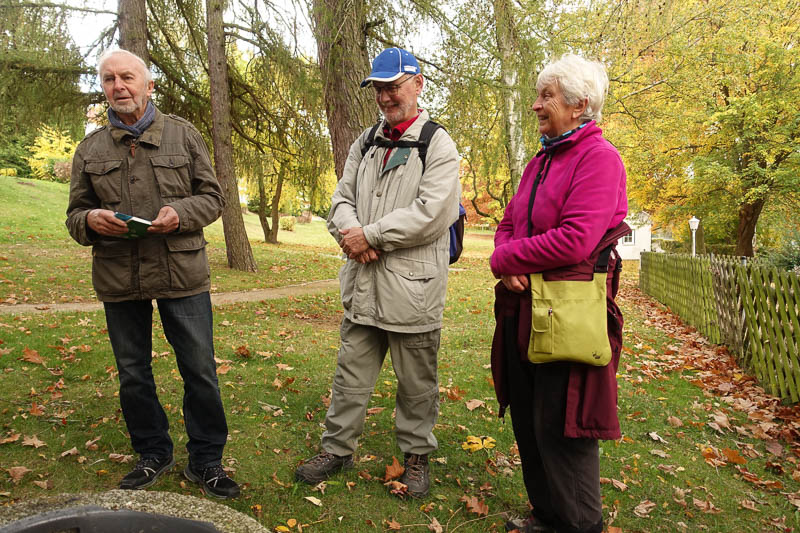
[667,416,683,427]
[721,448,747,465]
[445,386,466,401]
[461,435,496,453]
[647,431,667,443]
[366,407,385,416]
[740,499,759,511]
[465,399,485,411]
[85,437,101,450]
[600,477,628,492]
[22,435,46,448]
[692,498,722,514]
[384,480,408,498]
[1,433,21,444]
[384,456,404,481]
[29,402,44,416]
[33,480,53,490]
[650,449,669,458]
[216,364,231,375]
[108,453,133,463]
[633,500,656,518]
[6,466,31,484]
[22,347,45,365]
[60,447,79,457]
[304,496,322,506]
[428,517,443,532]
[459,495,488,516]
[385,519,402,530]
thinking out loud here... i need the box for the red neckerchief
[382,112,421,168]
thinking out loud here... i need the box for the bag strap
[359,119,443,173]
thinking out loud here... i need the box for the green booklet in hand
[114,212,152,239]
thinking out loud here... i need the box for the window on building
[622,232,635,245]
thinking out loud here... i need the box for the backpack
[361,120,466,264]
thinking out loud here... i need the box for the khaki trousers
[321,318,440,456]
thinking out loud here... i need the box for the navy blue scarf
[108,100,156,138]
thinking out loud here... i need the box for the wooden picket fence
[639,252,800,402]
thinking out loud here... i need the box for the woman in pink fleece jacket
[491,55,628,533]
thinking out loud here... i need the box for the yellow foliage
[0,168,17,177]
[26,125,78,182]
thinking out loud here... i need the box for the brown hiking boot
[294,451,353,484]
[399,453,429,498]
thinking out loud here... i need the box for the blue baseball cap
[360,47,421,87]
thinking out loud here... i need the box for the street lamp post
[689,216,700,257]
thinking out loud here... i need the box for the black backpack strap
[595,245,615,272]
[360,121,382,158]
[417,120,443,173]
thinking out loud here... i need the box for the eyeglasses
[372,75,416,96]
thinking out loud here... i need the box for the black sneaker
[294,451,354,484]
[399,453,429,499]
[119,456,175,490]
[505,516,557,532]
[184,463,240,499]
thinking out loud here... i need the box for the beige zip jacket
[327,111,461,333]
[66,108,224,302]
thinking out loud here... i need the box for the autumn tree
[206,0,258,271]
[310,0,374,180]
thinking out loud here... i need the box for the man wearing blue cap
[295,47,461,499]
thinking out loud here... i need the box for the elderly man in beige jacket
[295,47,461,499]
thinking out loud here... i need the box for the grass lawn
[1,176,799,531]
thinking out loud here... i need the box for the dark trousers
[104,292,228,468]
[504,320,603,533]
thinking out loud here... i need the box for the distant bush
[762,231,800,274]
[279,216,296,232]
[0,168,17,176]
[0,134,34,176]
[26,125,78,183]
[705,243,737,256]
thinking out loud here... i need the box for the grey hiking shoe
[119,456,175,490]
[295,451,353,484]
[399,453,429,499]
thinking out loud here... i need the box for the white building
[617,212,652,260]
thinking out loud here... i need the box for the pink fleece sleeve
[490,147,627,276]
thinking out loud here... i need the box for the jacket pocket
[151,155,191,198]
[84,159,123,205]
[165,232,209,290]
[378,255,438,324]
[92,240,133,295]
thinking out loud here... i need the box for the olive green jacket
[66,108,225,302]
[327,111,461,333]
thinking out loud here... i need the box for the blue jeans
[104,292,228,468]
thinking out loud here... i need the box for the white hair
[97,49,153,83]
[537,54,608,123]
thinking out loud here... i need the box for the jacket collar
[536,120,599,157]
[375,109,430,141]
[110,106,164,147]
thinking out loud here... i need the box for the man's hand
[339,227,370,256]
[501,274,529,293]
[353,248,380,264]
[148,206,179,234]
[86,209,128,236]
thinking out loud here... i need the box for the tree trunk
[118,0,149,64]
[492,0,525,194]
[269,166,285,244]
[311,0,373,180]
[206,0,257,271]
[735,199,764,257]
[257,173,271,243]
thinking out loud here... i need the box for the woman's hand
[501,274,529,293]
